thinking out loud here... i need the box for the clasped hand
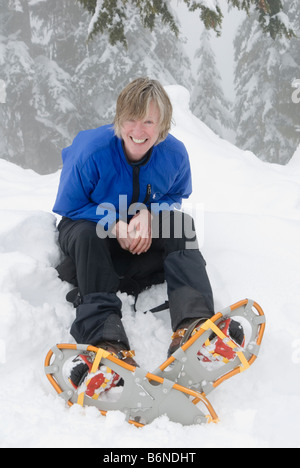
[111,209,153,255]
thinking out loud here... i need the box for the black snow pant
[57,211,214,349]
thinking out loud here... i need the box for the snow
[200,0,219,13]
[87,0,104,38]
[0,79,6,103]
[1,85,300,448]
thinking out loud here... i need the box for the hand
[128,209,153,255]
[111,220,135,251]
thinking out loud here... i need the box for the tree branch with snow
[76,0,295,46]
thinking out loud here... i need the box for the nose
[131,120,145,137]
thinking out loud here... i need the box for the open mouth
[130,137,147,144]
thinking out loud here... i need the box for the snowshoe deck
[44,299,265,426]
[155,299,266,397]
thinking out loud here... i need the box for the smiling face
[114,78,173,161]
[120,100,161,162]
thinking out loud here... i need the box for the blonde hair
[114,77,173,144]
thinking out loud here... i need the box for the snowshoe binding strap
[44,344,219,427]
[155,299,266,397]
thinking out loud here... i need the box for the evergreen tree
[30,0,88,73]
[0,0,84,173]
[0,0,41,169]
[77,0,295,46]
[191,28,233,138]
[0,0,194,173]
[282,1,300,142]
[234,0,300,164]
[30,0,97,172]
[75,1,193,126]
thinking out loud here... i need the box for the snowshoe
[155,299,266,397]
[45,343,218,427]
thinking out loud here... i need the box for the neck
[122,141,153,165]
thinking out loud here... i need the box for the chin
[126,141,152,161]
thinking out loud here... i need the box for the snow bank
[0,85,300,448]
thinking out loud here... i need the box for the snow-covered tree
[75,1,193,126]
[234,0,300,164]
[191,28,233,138]
[30,0,97,172]
[77,0,295,45]
[0,0,41,169]
[284,1,300,139]
[30,0,88,73]
[0,0,86,172]
[0,0,193,173]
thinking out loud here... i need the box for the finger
[130,236,146,255]
[129,235,142,254]
[132,236,152,255]
[118,238,131,251]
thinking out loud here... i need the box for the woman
[53,78,226,395]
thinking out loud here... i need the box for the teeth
[132,137,146,144]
